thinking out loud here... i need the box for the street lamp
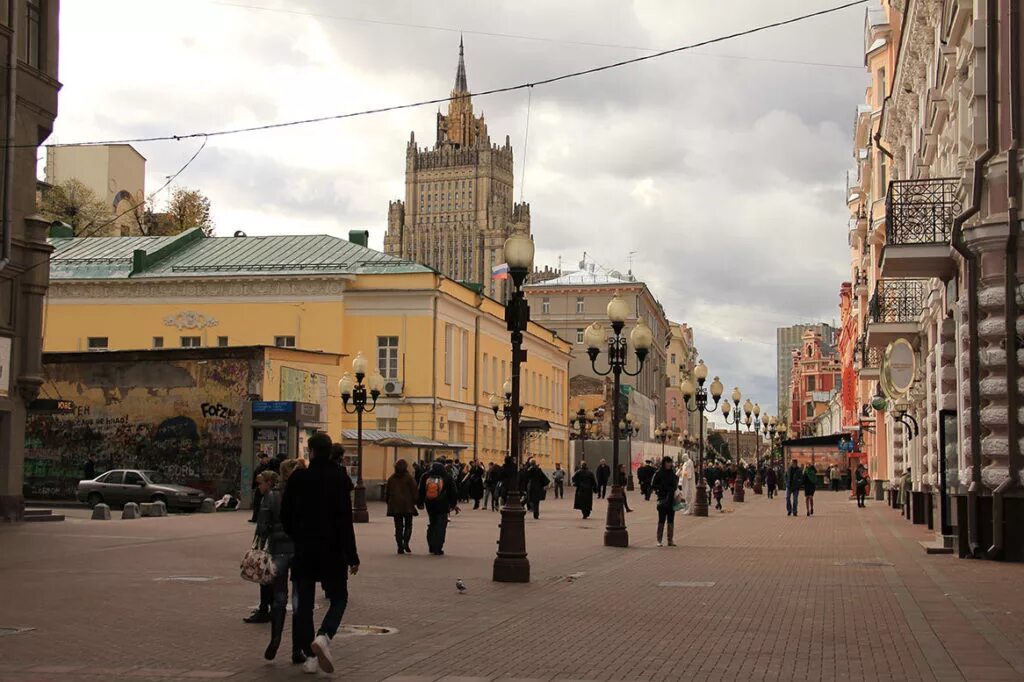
[619,412,640,490]
[653,421,672,462]
[493,231,534,583]
[680,360,724,517]
[584,292,653,547]
[571,402,596,457]
[488,379,516,453]
[721,387,749,502]
[339,352,385,523]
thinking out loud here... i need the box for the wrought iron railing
[856,333,881,368]
[885,178,961,244]
[869,279,926,324]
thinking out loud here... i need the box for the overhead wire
[27,0,867,150]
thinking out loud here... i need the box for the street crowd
[242,434,873,675]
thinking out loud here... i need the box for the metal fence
[869,279,926,324]
[885,178,961,244]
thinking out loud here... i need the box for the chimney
[349,230,369,247]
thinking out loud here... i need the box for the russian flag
[491,263,510,280]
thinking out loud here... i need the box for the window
[461,330,469,389]
[877,67,886,101]
[576,297,585,314]
[99,471,123,484]
[274,336,295,348]
[377,336,399,379]
[124,471,144,486]
[806,403,814,418]
[671,353,677,365]
[26,0,41,68]
[181,336,201,348]
[152,337,164,349]
[576,328,584,344]
[807,376,816,391]
[376,417,398,432]
[87,337,108,351]
[492,357,499,395]
[444,324,453,385]
[217,336,229,347]
[482,352,490,392]
[542,298,550,314]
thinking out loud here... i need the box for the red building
[789,329,841,437]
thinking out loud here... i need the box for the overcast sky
[51,0,869,420]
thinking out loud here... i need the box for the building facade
[776,323,836,421]
[44,143,145,236]
[0,0,61,521]
[665,321,702,438]
[788,329,842,437]
[841,0,1024,560]
[383,40,530,301]
[41,229,572,494]
[523,261,671,434]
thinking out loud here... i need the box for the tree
[166,187,214,236]
[707,432,732,464]
[38,179,110,236]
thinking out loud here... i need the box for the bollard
[140,501,168,517]
[122,502,140,520]
[91,503,111,521]
[199,498,215,513]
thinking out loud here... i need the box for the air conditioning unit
[383,379,404,396]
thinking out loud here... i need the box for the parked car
[77,469,204,511]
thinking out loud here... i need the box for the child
[713,479,724,511]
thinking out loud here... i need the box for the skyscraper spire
[454,36,468,93]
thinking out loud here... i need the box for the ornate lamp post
[721,387,749,502]
[680,360,724,517]
[570,403,596,462]
[493,232,534,583]
[619,412,640,490]
[583,293,654,547]
[488,379,515,453]
[654,421,672,462]
[339,352,385,523]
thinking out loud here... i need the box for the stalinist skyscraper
[384,40,531,300]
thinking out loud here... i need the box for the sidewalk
[1,490,1023,680]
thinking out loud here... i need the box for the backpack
[425,476,444,502]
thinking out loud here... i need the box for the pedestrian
[764,466,777,499]
[385,459,418,554]
[83,453,97,481]
[250,452,273,523]
[417,460,459,555]
[467,460,485,509]
[254,464,302,663]
[616,463,633,512]
[483,463,498,510]
[595,459,611,498]
[524,460,550,519]
[651,456,679,547]
[803,463,817,516]
[552,463,566,499]
[572,461,598,519]
[855,464,869,508]
[899,467,912,509]
[637,460,656,501]
[785,459,802,517]
[413,460,424,483]
[280,433,360,675]
[713,478,724,511]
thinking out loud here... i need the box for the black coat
[467,465,485,499]
[595,464,611,484]
[637,465,656,486]
[525,466,550,498]
[281,457,360,580]
[83,460,96,480]
[572,469,597,513]
[650,467,679,503]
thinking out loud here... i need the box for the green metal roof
[49,229,432,280]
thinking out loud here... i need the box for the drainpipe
[472,296,481,463]
[951,0,999,558]
[431,285,438,450]
[990,0,1022,560]
[0,2,18,273]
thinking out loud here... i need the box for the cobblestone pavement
[2,490,1024,681]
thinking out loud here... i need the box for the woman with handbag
[385,459,419,554]
[650,456,679,547]
[255,465,303,664]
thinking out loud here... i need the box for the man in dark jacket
[281,434,360,675]
[595,459,611,499]
[637,460,656,500]
[572,461,598,519]
[524,460,550,519]
[785,459,802,516]
[83,454,97,481]
[418,460,459,555]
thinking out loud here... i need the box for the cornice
[48,277,348,300]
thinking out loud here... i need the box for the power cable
[210,0,864,70]
[26,0,867,150]
[520,87,532,203]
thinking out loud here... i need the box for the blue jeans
[295,573,348,655]
[786,488,800,515]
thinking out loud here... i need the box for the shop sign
[882,338,916,398]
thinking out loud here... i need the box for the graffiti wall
[24,353,262,500]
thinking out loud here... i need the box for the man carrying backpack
[417,460,458,555]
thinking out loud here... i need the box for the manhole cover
[834,560,893,567]
[0,627,34,637]
[336,625,397,637]
[155,576,219,582]
[658,581,716,588]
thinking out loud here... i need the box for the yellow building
[42,228,572,487]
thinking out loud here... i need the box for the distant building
[44,143,146,236]
[384,39,529,301]
[788,329,841,437]
[665,321,701,438]
[776,323,836,421]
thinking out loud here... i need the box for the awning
[340,429,470,450]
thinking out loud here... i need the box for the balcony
[881,178,960,279]
[856,332,881,379]
[866,279,926,348]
